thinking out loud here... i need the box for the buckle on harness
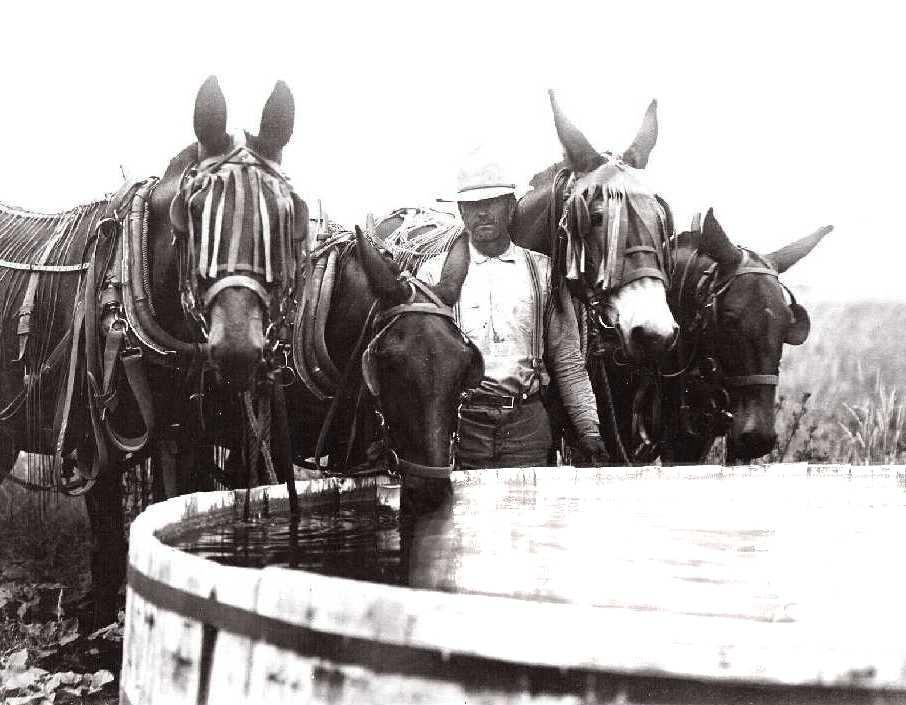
[121,346,143,361]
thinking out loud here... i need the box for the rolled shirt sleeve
[544,282,600,440]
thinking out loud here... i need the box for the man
[419,156,607,468]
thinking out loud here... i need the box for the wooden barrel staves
[121,465,906,705]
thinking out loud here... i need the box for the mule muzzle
[207,287,265,392]
[629,323,679,361]
[728,412,777,463]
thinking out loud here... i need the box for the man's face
[458,196,514,243]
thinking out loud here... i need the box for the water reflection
[166,475,906,627]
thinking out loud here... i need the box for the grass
[770,301,906,464]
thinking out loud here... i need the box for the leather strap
[103,347,155,454]
[15,213,73,364]
[312,248,341,385]
[724,374,779,387]
[53,297,85,466]
[524,249,544,395]
[302,249,334,392]
[395,456,452,480]
[227,170,244,274]
[377,301,455,323]
[620,267,669,286]
[201,274,269,309]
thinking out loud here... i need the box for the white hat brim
[437,185,517,203]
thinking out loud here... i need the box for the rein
[671,248,787,388]
[312,266,470,481]
[625,244,799,463]
[361,273,468,480]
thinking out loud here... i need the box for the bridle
[357,272,483,480]
[639,244,801,461]
[170,135,298,365]
[313,268,482,480]
[671,247,796,388]
[548,157,674,352]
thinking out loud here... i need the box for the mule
[599,208,831,464]
[287,226,483,516]
[0,76,305,624]
[514,92,678,364]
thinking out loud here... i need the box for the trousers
[456,398,553,469]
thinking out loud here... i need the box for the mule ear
[764,225,833,274]
[622,99,658,169]
[432,233,470,306]
[356,226,408,304]
[258,80,294,159]
[194,76,229,155]
[785,303,811,345]
[548,90,603,174]
[700,208,742,268]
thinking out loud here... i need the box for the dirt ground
[1,473,122,704]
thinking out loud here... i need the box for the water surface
[165,472,906,627]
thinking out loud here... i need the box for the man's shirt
[418,240,599,439]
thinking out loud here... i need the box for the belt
[465,391,540,410]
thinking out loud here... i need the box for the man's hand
[577,434,609,466]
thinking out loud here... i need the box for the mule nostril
[737,431,777,460]
[630,326,671,357]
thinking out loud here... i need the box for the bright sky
[0,2,902,301]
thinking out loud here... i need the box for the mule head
[693,209,831,461]
[520,92,677,363]
[164,76,304,391]
[356,228,483,472]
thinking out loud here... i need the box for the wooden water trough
[121,464,906,704]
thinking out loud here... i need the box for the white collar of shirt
[469,240,519,265]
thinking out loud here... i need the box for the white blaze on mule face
[609,277,677,359]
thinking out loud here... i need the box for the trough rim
[123,463,906,699]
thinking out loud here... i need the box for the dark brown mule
[287,228,482,516]
[0,77,304,624]
[601,208,831,464]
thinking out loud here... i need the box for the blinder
[785,301,810,345]
[169,135,300,348]
[562,157,671,297]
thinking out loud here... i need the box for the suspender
[524,249,545,395]
[450,245,546,398]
